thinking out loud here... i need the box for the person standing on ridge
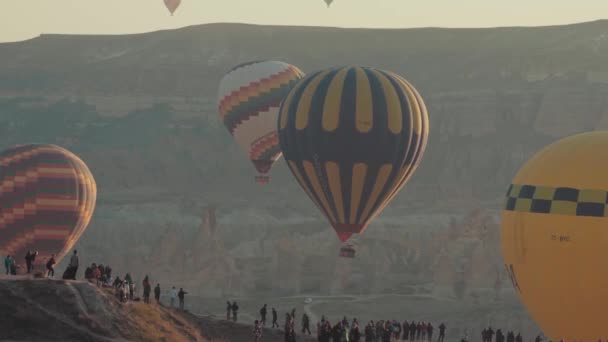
[285,314,296,342]
[383,321,392,342]
[409,321,416,341]
[4,255,11,275]
[97,264,105,284]
[92,263,101,285]
[515,333,523,342]
[438,323,447,342]
[260,304,267,326]
[169,286,177,307]
[496,329,505,342]
[302,313,311,335]
[178,287,188,310]
[125,273,132,285]
[350,319,361,342]
[46,254,56,278]
[226,301,232,320]
[154,283,161,303]
[129,280,135,300]
[231,301,239,322]
[104,265,112,284]
[10,258,17,275]
[394,320,402,340]
[25,251,32,274]
[421,321,428,341]
[123,280,130,302]
[402,320,409,342]
[142,276,151,303]
[31,251,38,273]
[365,321,374,342]
[272,307,279,328]
[69,250,79,279]
[253,320,263,342]
[487,327,495,342]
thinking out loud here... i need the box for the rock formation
[1,20,606,297]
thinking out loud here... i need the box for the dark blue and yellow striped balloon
[278,66,429,243]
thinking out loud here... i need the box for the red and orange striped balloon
[0,144,96,266]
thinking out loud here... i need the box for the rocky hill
[0,277,316,342]
[1,20,608,301]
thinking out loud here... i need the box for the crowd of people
[111,272,135,302]
[481,327,524,342]
[5,250,541,342]
[106,273,188,310]
[246,303,450,342]
[4,249,190,311]
[310,316,445,342]
[221,299,542,342]
[85,263,112,285]
[3,251,51,276]
[250,308,533,342]
[226,301,240,322]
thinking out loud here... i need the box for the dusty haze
[3,19,608,339]
[2,0,608,42]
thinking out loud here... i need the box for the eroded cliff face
[1,21,608,297]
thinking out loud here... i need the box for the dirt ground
[0,277,315,342]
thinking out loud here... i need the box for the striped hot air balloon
[217,60,305,185]
[278,66,429,256]
[0,144,96,268]
[164,0,181,15]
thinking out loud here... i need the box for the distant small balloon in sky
[164,0,181,16]
[324,0,334,7]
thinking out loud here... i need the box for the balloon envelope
[164,0,181,15]
[0,144,96,265]
[217,60,305,184]
[278,66,429,243]
[501,131,608,341]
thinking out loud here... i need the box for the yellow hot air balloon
[501,131,608,341]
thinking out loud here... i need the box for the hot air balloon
[324,0,334,7]
[501,131,608,341]
[278,66,429,257]
[218,60,305,185]
[0,144,96,269]
[164,0,181,15]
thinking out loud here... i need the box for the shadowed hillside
[0,278,206,341]
[0,278,316,342]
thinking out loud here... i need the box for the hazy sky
[2,0,607,43]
